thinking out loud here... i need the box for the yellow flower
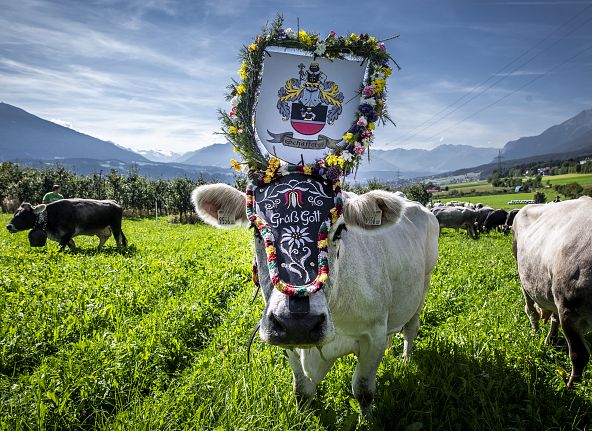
[230,159,242,172]
[371,79,386,94]
[342,132,354,143]
[349,33,358,41]
[318,273,328,284]
[326,154,344,168]
[248,43,257,52]
[228,126,237,135]
[368,122,375,130]
[317,239,328,249]
[233,146,239,153]
[265,245,276,255]
[383,67,392,77]
[298,30,312,45]
[236,84,246,95]
[237,62,248,79]
[303,166,312,175]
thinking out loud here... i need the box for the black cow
[6,199,127,250]
[475,206,494,233]
[502,208,520,234]
[483,208,508,233]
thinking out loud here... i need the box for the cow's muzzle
[6,224,18,233]
[260,296,334,347]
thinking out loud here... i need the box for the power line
[421,42,592,143]
[392,3,592,146]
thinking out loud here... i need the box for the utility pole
[496,150,504,175]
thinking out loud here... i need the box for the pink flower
[360,129,372,139]
[378,42,386,51]
[357,116,368,127]
[237,128,243,134]
[328,31,336,38]
[362,85,375,97]
[354,144,365,156]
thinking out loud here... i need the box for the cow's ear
[33,204,46,214]
[343,190,404,232]
[191,183,248,228]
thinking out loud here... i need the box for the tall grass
[1,217,591,430]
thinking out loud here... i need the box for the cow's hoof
[567,374,581,388]
[294,392,313,409]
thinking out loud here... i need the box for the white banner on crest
[255,50,366,165]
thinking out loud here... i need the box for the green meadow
[1,215,592,430]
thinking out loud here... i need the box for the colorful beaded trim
[247,165,343,297]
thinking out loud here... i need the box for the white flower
[314,41,327,56]
[230,95,240,107]
[285,27,294,37]
[342,152,353,162]
[281,225,313,249]
[371,71,385,80]
[360,97,376,107]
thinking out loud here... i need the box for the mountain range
[1,102,591,181]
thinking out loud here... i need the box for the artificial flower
[349,33,358,41]
[237,62,248,79]
[362,85,376,97]
[228,126,237,134]
[342,132,354,143]
[248,43,257,53]
[303,166,312,175]
[354,144,365,156]
[325,154,344,168]
[230,159,242,172]
[314,41,327,56]
[298,30,312,45]
[342,152,353,162]
[357,116,368,127]
[236,84,246,95]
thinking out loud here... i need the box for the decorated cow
[191,18,439,417]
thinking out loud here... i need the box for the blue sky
[1,0,591,155]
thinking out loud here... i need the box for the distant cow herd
[3,191,592,416]
[428,201,520,238]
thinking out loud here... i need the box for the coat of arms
[276,62,344,136]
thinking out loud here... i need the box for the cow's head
[6,203,46,233]
[191,183,404,348]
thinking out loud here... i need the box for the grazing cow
[432,206,478,238]
[6,199,127,250]
[513,197,592,387]
[502,208,520,234]
[482,208,508,233]
[475,206,494,233]
[191,184,439,416]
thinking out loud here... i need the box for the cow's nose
[267,312,326,346]
[6,224,17,233]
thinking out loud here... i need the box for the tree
[402,183,431,206]
[534,192,546,204]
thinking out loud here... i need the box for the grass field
[542,173,592,186]
[2,215,592,430]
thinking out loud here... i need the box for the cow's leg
[521,288,540,332]
[401,312,420,359]
[59,234,75,251]
[285,349,335,406]
[97,234,108,250]
[545,313,560,345]
[352,335,387,417]
[559,310,590,387]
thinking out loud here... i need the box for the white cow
[513,196,592,387]
[191,184,439,416]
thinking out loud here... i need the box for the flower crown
[220,15,399,184]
